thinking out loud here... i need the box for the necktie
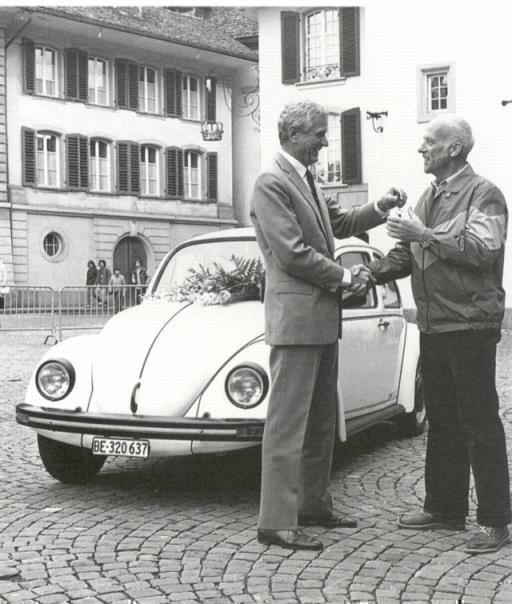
[305,169,321,208]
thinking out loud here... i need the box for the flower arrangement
[169,255,265,306]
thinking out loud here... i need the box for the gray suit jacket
[250,153,385,345]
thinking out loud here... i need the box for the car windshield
[154,238,263,296]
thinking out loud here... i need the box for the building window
[182,75,200,120]
[35,46,57,96]
[43,231,63,258]
[280,8,359,85]
[184,150,201,199]
[90,139,111,192]
[313,113,342,184]
[88,57,109,105]
[139,67,157,113]
[140,145,159,196]
[36,133,59,187]
[304,10,340,81]
[418,64,454,123]
[428,72,448,111]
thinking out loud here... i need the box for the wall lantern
[366,111,388,133]
[201,120,224,141]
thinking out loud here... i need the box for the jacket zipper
[422,191,435,333]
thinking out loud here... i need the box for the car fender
[25,334,98,412]
[396,322,420,414]
[195,336,269,421]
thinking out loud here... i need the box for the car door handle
[378,319,390,329]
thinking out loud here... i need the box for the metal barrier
[57,284,146,340]
[0,284,147,342]
[0,285,56,342]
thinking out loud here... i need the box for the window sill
[295,76,348,90]
[182,198,216,204]
[417,108,451,124]
[318,182,348,189]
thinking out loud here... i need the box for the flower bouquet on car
[170,255,265,305]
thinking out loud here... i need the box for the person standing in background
[85,260,98,307]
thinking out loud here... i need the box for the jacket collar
[433,164,475,194]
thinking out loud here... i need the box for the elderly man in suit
[251,100,406,551]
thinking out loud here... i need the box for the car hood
[88,299,264,417]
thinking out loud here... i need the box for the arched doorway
[113,236,147,284]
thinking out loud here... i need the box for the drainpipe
[4,13,32,273]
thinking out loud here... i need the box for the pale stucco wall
[258,5,512,310]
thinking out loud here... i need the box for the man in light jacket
[369,114,511,554]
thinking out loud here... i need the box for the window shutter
[128,63,139,111]
[64,49,88,102]
[23,38,35,94]
[281,11,300,84]
[165,146,183,198]
[129,142,140,193]
[205,77,216,122]
[117,141,129,192]
[164,69,177,116]
[206,152,218,201]
[22,127,36,186]
[66,134,88,190]
[79,135,89,188]
[339,7,360,77]
[117,141,139,194]
[78,50,88,102]
[341,107,362,185]
[175,70,183,118]
[115,60,127,109]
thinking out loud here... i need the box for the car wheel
[398,361,427,437]
[37,434,107,484]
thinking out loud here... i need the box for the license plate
[92,437,150,458]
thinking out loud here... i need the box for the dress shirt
[432,163,469,194]
[278,150,352,286]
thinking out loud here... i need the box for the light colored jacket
[250,153,385,345]
[370,165,508,333]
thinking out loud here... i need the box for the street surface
[1,330,512,604]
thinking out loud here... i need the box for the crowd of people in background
[85,258,149,313]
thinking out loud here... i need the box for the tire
[398,361,427,437]
[37,434,106,484]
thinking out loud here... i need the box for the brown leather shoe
[465,526,510,554]
[398,510,465,530]
[299,511,357,528]
[257,528,323,550]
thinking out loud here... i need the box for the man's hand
[377,187,407,213]
[348,264,375,296]
[386,207,427,242]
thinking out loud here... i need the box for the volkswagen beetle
[16,227,426,483]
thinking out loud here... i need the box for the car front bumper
[16,403,264,442]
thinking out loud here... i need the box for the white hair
[278,100,326,144]
[429,113,475,157]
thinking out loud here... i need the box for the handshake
[347,264,375,297]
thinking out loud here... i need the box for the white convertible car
[16,227,426,484]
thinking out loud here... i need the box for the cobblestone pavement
[1,330,512,604]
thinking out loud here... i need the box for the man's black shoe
[298,511,357,528]
[257,528,323,550]
[398,510,465,530]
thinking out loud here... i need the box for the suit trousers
[421,330,511,527]
[258,342,338,530]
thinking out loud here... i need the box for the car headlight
[36,359,75,401]
[225,363,269,409]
